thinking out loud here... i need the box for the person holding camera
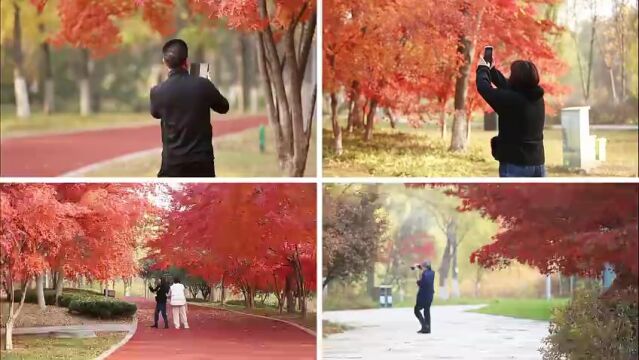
[414,260,435,334]
[476,47,546,177]
[150,38,230,177]
[149,277,170,329]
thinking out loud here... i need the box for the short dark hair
[509,60,540,89]
[173,276,181,284]
[162,39,188,69]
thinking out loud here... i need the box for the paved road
[108,297,315,360]
[0,115,267,177]
[323,305,548,360]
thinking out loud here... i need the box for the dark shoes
[164,324,169,329]
[150,324,158,328]
[417,327,431,334]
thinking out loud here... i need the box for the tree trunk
[12,2,30,119]
[238,35,251,111]
[255,1,315,177]
[285,272,296,313]
[451,241,460,298]
[330,92,343,155]
[346,99,354,133]
[363,99,378,141]
[349,93,363,130]
[438,239,452,300]
[55,268,64,305]
[439,104,447,139]
[79,49,93,116]
[40,24,54,115]
[449,35,474,152]
[608,67,619,104]
[4,279,30,350]
[36,274,46,310]
[366,261,376,300]
[385,108,396,129]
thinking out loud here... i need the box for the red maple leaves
[145,183,316,309]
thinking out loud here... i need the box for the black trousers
[158,160,215,177]
[154,301,168,326]
[414,297,433,330]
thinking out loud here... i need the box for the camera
[410,264,423,271]
[190,63,212,80]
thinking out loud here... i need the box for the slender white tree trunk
[14,73,30,118]
[79,79,91,116]
[36,274,46,310]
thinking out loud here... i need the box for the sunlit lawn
[469,298,569,321]
[323,119,638,177]
[0,332,125,360]
[84,124,317,177]
[0,111,153,137]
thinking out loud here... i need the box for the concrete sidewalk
[324,305,548,360]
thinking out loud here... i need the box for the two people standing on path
[150,39,230,178]
[414,260,435,334]
[149,276,189,329]
[476,47,547,178]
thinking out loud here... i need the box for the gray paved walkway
[1,323,133,335]
[323,305,548,360]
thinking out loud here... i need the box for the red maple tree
[146,183,316,315]
[450,183,639,292]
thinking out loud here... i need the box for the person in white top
[168,277,189,329]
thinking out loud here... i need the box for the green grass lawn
[0,112,153,137]
[0,332,125,360]
[323,120,638,177]
[83,124,317,177]
[469,298,569,321]
[189,301,316,331]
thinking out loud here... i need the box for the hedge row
[12,288,136,319]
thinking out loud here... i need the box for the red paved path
[0,115,267,177]
[108,298,315,360]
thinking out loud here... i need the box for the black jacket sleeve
[206,81,230,114]
[490,67,509,89]
[476,66,519,113]
[150,86,161,119]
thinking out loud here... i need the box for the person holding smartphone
[150,39,229,177]
[476,46,546,177]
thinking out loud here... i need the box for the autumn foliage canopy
[448,184,639,288]
[146,183,317,308]
[324,0,568,121]
[1,183,152,287]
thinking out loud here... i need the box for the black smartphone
[484,46,493,65]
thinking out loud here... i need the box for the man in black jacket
[150,39,229,177]
[476,55,546,177]
[149,277,170,328]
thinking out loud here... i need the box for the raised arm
[490,67,509,89]
[206,81,230,114]
[476,66,518,113]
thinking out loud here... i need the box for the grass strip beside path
[0,332,125,360]
[469,298,569,321]
[1,112,153,138]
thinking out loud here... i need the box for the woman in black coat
[476,57,546,177]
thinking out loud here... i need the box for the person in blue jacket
[414,260,435,334]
